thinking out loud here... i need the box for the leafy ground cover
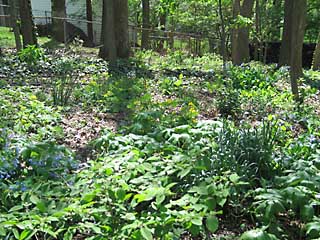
[1,39,320,239]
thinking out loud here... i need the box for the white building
[31,0,102,45]
[30,0,137,46]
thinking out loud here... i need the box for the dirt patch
[60,108,122,161]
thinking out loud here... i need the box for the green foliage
[1,47,320,240]
[0,88,62,140]
[18,45,45,67]
[252,152,320,238]
[229,63,278,91]
[240,229,278,240]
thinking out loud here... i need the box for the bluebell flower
[20,185,27,192]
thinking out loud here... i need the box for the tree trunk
[312,32,320,70]
[86,0,94,46]
[99,0,117,62]
[254,0,261,61]
[231,0,254,65]
[141,0,150,50]
[114,0,129,58]
[51,0,66,43]
[218,0,227,70]
[279,0,293,66]
[231,0,241,64]
[288,0,307,102]
[9,0,22,51]
[19,0,37,47]
[158,13,166,51]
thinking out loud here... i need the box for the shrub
[18,45,45,66]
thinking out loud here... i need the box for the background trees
[313,32,320,70]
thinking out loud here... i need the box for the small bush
[18,45,45,66]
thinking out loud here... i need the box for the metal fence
[0,3,209,55]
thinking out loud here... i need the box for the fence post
[63,18,67,46]
[9,0,22,51]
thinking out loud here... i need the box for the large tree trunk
[19,0,37,47]
[288,0,307,102]
[99,0,129,61]
[114,0,129,58]
[51,0,66,43]
[99,0,117,62]
[231,0,254,65]
[312,32,320,70]
[141,0,150,50]
[86,0,94,46]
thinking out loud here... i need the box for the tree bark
[141,0,150,50]
[218,0,227,70]
[114,0,129,58]
[231,0,241,64]
[279,0,293,66]
[254,0,261,61]
[51,0,66,43]
[19,0,37,47]
[158,13,166,51]
[9,0,22,51]
[288,0,307,102]
[231,0,254,65]
[99,0,117,62]
[312,32,320,70]
[86,0,94,46]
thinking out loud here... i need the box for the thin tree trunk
[86,0,94,46]
[218,0,227,70]
[9,0,22,51]
[99,0,116,62]
[19,0,37,47]
[141,0,150,49]
[52,0,66,43]
[254,0,260,61]
[312,32,320,70]
[114,0,129,58]
[158,13,166,51]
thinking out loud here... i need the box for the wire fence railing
[0,4,210,55]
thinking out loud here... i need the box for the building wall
[0,0,10,27]
[29,0,136,46]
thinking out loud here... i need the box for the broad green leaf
[191,216,203,226]
[9,205,24,212]
[301,205,314,222]
[206,215,218,233]
[206,198,216,211]
[141,227,153,240]
[240,229,278,240]
[36,201,47,213]
[116,189,126,201]
[13,228,20,239]
[19,229,32,240]
[0,227,6,236]
[30,195,40,206]
[229,173,240,183]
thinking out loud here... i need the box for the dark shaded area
[250,42,316,68]
[36,22,92,47]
